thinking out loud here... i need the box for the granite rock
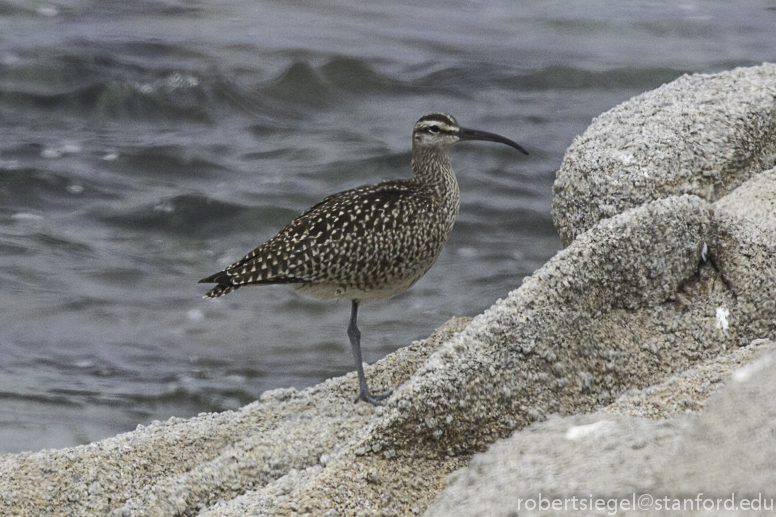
[552,64,776,247]
[423,340,775,517]
[709,167,776,339]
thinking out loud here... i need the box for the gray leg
[347,300,392,405]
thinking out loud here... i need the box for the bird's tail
[199,271,239,299]
[203,283,239,299]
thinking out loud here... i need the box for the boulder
[709,168,776,339]
[552,64,776,247]
[424,340,775,517]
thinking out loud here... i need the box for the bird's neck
[411,146,459,203]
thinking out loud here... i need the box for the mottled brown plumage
[200,113,527,405]
[200,179,454,301]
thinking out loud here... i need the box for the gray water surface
[1,0,775,454]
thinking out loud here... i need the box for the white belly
[292,264,432,302]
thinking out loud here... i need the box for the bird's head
[412,113,528,155]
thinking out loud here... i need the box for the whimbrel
[200,113,528,405]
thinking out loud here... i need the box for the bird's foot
[355,388,393,406]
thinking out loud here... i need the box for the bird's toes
[355,389,393,406]
[371,390,393,401]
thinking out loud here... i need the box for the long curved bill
[458,127,529,155]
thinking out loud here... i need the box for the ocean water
[1,0,775,454]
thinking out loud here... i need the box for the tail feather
[200,270,239,299]
[199,270,230,284]
[203,283,239,299]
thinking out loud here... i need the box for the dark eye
[427,126,440,134]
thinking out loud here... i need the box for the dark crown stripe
[416,113,457,127]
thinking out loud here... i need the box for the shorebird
[200,113,528,405]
